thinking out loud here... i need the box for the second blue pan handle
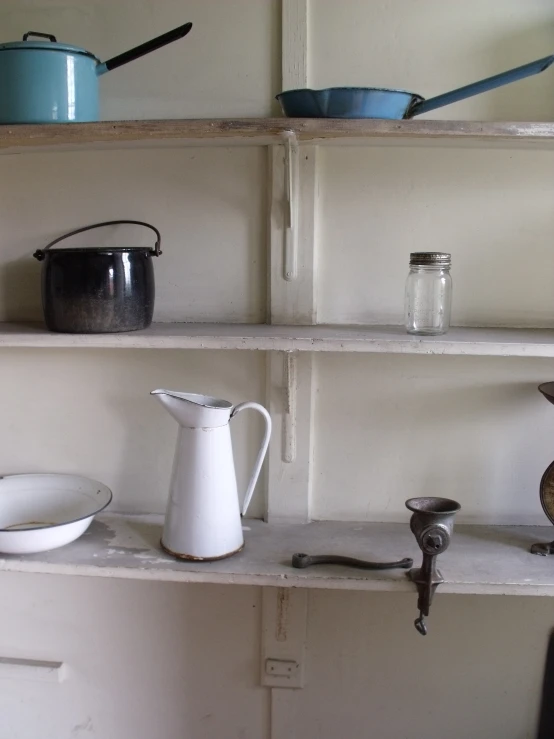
[409,54,554,118]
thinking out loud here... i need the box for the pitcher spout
[151,389,233,428]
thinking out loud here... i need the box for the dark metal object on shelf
[536,629,554,738]
[406,497,461,636]
[33,220,161,334]
[531,540,554,555]
[530,459,554,556]
[539,382,554,406]
[531,384,554,556]
[291,552,413,570]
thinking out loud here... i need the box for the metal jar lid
[409,252,451,267]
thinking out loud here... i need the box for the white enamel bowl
[0,474,112,554]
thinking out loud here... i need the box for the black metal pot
[33,220,161,333]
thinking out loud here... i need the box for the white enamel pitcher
[151,390,272,560]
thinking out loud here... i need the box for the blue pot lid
[0,39,99,62]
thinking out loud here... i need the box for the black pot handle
[33,220,162,261]
[23,32,57,42]
[102,22,192,73]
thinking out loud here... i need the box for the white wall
[310,5,554,735]
[0,147,268,324]
[0,349,267,518]
[310,0,554,121]
[0,575,267,739]
[0,0,280,119]
[297,591,552,739]
[2,574,553,739]
[1,1,553,738]
[0,2,278,737]
[317,146,554,328]
[313,353,554,525]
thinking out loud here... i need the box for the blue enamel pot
[277,53,554,119]
[0,24,192,124]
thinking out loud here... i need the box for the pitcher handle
[230,402,272,516]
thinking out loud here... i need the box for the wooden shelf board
[1,514,553,596]
[1,322,554,357]
[1,119,554,152]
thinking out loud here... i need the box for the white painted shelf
[2,322,554,357]
[1,514,554,596]
[1,119,554,153]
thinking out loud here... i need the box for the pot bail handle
[230,402,272,516]
[33,220,162,261]
[23,32,57,42]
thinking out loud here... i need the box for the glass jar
[404,252,452,335]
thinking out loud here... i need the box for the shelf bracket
[283,351,297,463]
[282,130,299,282]
[282,0,308,91]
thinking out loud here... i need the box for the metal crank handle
[291,553,413,570]
[415,612,428,636]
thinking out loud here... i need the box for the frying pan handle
[409,54,554,118]
[33,220,162,261]
[97,22,192,75]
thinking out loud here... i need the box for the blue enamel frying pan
[277,54,554,119]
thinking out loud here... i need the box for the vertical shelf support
[266,2,314,524]
[266,138,317,524]
[262,588,308,739]
[261,588,307,689]
[265,4,311,737]
[282,0,308,90]
[283,351,297,463]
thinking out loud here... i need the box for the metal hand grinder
[406,497,461,636]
